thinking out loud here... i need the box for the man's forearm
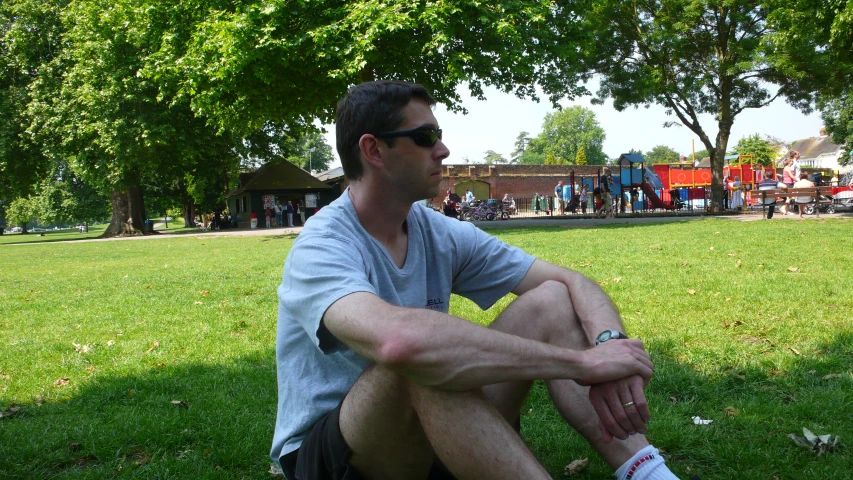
[324,293,651,391]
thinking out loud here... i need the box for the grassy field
[1,218,851,479]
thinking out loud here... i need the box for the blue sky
[321,83,824,168]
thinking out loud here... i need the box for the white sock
[615,445,679,480]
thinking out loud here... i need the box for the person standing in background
[554,181,564,214]
[286,201,294,227]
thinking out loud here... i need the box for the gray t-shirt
[270,189,535,463]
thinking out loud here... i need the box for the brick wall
[439,164,610,199]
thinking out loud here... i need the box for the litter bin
[145,220,154,232]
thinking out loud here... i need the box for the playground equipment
[618,154,680,211]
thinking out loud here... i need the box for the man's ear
[358,134,385,170]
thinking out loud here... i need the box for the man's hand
[588,375,650,443]
[575,339,653,386]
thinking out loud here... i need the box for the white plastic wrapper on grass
[692,416,713,425]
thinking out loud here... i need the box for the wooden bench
[752,186,834,217]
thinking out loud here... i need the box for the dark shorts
[280,402,457,480]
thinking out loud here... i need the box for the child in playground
[580,184,589,214]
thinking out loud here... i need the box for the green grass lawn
[1,218,851,479]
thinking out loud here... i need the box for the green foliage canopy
[528,106,606,165]
[644,145,681,165]
[732,134,775,166]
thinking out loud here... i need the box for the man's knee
[494,280,584,345]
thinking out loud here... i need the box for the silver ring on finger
[622,401,635,408]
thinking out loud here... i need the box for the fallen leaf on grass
[823,373,843,380]
[132,449,151,466]
[789,427,840,455]
[54,378,70,387]
[107,340,115,347]
[194,301,203,305]
[128,389,134,399]
[687,289,696,295]
[788,266,801,272]
[736,259,742,268]
[171,400,189,409]
[669,396,678,404]
[0,371,10,380]
[72,342,92,354]
[269,463,284,476]
[724,407,740,417]
[692,416,713,425]
[613,277,622,283]
[145,341,159,354]
[723,320,743,329]
[709,246,715,251]
[0,405,21,420]
[35,395,43,406]
[200,290,210,296]
[578,262,593,268]
[789,346,801,356]
[69,443,82,452]
[681,262,690,267]
[564,458,588,476]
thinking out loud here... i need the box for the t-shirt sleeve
[278,233,376,354]
[447,221,535,309]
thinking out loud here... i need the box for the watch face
[599,331,613,342]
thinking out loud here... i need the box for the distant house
[783,134,849,173]
[226,161,332,227]
[314,166,347,198]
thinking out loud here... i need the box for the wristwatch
[595,329,629,345]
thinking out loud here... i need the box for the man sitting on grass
[271,80,681,480]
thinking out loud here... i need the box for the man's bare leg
[482,280,650,470]
[341,364,550,480]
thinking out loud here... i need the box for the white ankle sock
[615,445,679,480]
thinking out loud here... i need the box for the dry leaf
[681,262,690,267]
[194,301,203,305]
[0,371,10,380]
[709,246,715,250]
[736,259,742,268]
[725,297,731,301]
[269,462,284,477]
[35,395,43,406]
[564,458,589,476]
[200,290,210,296]
[54,377,70,387]
[69,442,82,452]
[129,389,134,399]
[145,340,159,354]
[0,405,21,420]
[789,346,801,356]
[823,373,842,380]
[758,263,765,268]
[669,396,678,404]
[723,320,743,329]
[788,266,801,272]
[727,253,736,257]
[687,289,696,295]
[613,277,622,283]
[171,400,189,409]
[724,407,740,417]
[107,340,115,346]
[72,342,92,354]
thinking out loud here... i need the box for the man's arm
[322,292,652,392]
[514,259,653,442]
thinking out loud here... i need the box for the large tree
[766,0,853,168]
[527,106,606,165]
[0,0,65,204]
[552,1,820,210]
[165,0,568,133]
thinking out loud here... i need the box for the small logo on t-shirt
[425,298,445,310]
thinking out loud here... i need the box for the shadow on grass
[0,351,278,479]
[2,334,850,479]
[523,332,853,479]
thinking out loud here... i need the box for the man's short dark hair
[336,81,436,180]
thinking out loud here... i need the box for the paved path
[8,211,850,245]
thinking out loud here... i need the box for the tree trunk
[102,186,147,237]
[182,200,196,228]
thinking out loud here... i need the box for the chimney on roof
[820,127,827,136]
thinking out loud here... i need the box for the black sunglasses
[373,126,442,147]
